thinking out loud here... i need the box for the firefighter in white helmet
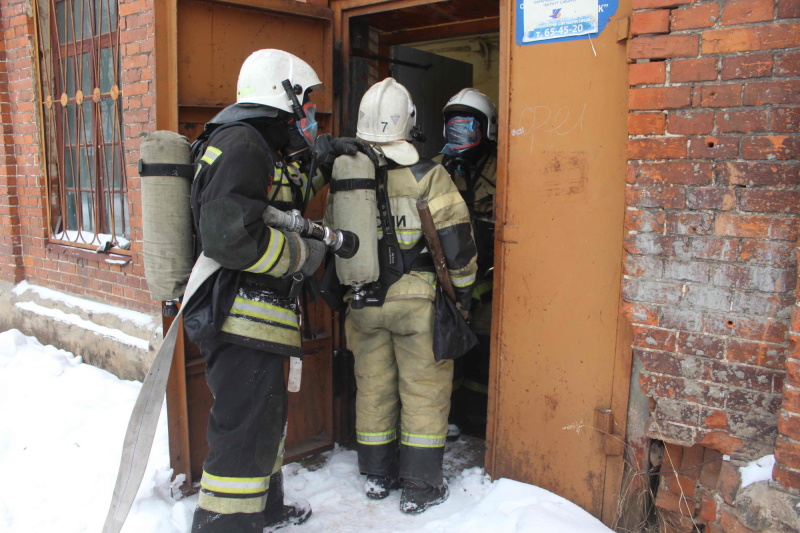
[184,49,369,533]
[332,78,477,513]
[434,88,498,442]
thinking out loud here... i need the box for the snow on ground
[0,328,612,533]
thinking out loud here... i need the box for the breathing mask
[441,116,482,156]
[280,80,318,164]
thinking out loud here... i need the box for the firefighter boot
[399,479,449,514]
[262,502,311,532]
[365,474,400,500]
[262,471,312,532]
[191,507,264,533]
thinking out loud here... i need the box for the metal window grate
[35,0,129,252]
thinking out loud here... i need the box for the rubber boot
[399,479,449,514]
[262,471,312,532]
[365,474,400,500]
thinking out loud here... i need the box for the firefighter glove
[300,238,326,278]
[315,133,379,180]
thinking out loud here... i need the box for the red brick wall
[0,0,157,313]
[0,16,25,285]
[624,0,800,527]
[775,244,800,492]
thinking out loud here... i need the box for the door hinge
[595,407,624,456]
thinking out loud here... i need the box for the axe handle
[416,200,458,305]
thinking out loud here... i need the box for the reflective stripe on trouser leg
[347,307,400,478]
[392,298,452,486]
[195,338,287,516]
[348,298,452,486]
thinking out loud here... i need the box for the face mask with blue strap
[441,116,482,156]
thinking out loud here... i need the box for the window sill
[47,243,133,266]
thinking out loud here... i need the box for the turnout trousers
[346,297,453,487]
[191,338,288,533]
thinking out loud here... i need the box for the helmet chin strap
[281,79,306,120]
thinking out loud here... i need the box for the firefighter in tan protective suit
[434,89,498,441]
[330,78,477,514]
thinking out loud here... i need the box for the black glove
[314,133,378,180]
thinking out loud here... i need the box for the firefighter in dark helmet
[330,78,477,513]
[184,48,366,533]
[434,88,498,441]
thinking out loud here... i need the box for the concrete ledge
[0,280,163,381]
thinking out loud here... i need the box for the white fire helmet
[442,88,498,141]
[236,49,323,114]
[356,77,419,166]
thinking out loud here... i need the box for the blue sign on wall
[516,0,619,46]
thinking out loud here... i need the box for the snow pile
[739,454,776,489]
[0,328,612,533]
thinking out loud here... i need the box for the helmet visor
[298,102,318,146]
[441,116,481,156]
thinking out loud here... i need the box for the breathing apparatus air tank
[138,131,195,302]
[330,151,379,306]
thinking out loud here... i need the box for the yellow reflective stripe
[400,431,447,448]
[220,315,302,348]
[465,379,488,395]
[200,471,269,495]
[272,436,285,474]
[452,272,476,288]
[428,191,465,218]
[244,228,285,273]
[473,281,493,300]
[230,298,299,329]
[201,146,222,165]
[238,86,256,98]
[356,429,397,445]
[396,230,422,245]
[198,491,267,514]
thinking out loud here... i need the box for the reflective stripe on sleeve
[396,230,423,246]
[244,227,285,274]
[400,431,447,448]
[357,429,398,445]
[201,146,222,165]
[451,271,476,288]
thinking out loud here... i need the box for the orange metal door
[155,0,337,493]
[487,1,633,522]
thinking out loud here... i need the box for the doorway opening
[339,0,501,449]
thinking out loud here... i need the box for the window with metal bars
[35,0,128,252]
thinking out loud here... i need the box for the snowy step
[0,280,162,381]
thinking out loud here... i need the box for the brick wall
[0,0,157,313]
[775,243,800,491]
[624,0,800,530]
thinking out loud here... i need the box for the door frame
[332,0,633,526]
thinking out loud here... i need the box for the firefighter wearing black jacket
[184,49,364,533]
